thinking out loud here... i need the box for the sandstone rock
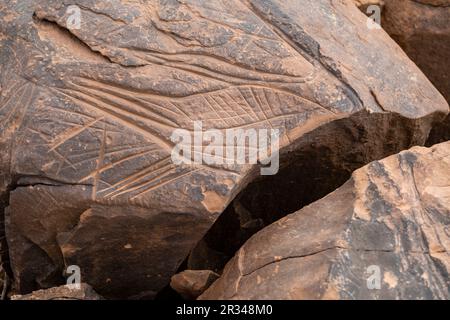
[11,283,103,300]
[353,1,450,145]
[5,185,202,299]
[379,0,450,145]
[0,268,8,300]
[0,0,447,299]
[353,0,385,11]
[170,270,219,300]
[200,142,450,300]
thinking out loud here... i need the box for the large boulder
[200,142,450,300]
[0,0,447,298]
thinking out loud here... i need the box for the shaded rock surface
[357,0,450,145]
[0,267,7,300]
[200,142,450,300]
[170,270,219,300]
[5,185,202,299]
[187,111,449,273]
[11,283,103,300]
[384,0,450,146]
[382,0,450,104]
[0,0,447,299]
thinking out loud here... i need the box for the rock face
[0,267,7,300]
[11,283,103,300]
[353,0,384,11]
[382,0,450,103]
[374,0,450,145]
[170,270,219,300]
[200,142,450,300]
[0,0,447,298]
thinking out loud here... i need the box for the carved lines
[130,168,199,200]
[54,87,175,152]
[78,145,159,182]
[92,121,107,200]
[98,156,176,199]
[49,117,104,151]
[0,81,27,113]
[46,75,337,200]
[2,82,36,165]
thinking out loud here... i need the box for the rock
[0,268,6,300]
[170,270,219,300]
[353,1,450,145]
[353,0,385,11]
[374,0,450,145]
[11,283,103,300]
[200,142,450,300]
[5,185,203,299]
[187,198,265,273]
[428,116,450,146]
[0,0,447,299]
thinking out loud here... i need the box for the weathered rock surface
[353,0,384,11]
[11,283,103,300]
[5,184,204,299]
[367,0,450,145]
[200,142,450,300]
[0,0,447,298]
[0,267,7,300]
[382,0,450,103]
[170,270,219,300]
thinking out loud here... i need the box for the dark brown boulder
[355,0,450,145]
[5,184,205,299]
[0,0,447,298]
[200,142,450,300]
[382,0,450,104]
[384,0,450,146]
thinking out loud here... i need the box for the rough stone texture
[170,270,219,300]
[380,0,450,145]
[353,0,385,11]
[0,267,6,299]
[0,0,447,299]
[200,142,450,300]
[11,283,103,300]
[5,185,202,299]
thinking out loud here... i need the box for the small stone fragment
[170,270,219,300]
[11,283,103,300]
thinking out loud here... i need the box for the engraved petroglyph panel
[1,0,448,299]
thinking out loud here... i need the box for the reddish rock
[200,142,450,300]
[382,0,450,104]
[0,0,447,299]
[353,0,385,11]
[11,283,103,300]
[356,0,450,144]
[170,270,219,300]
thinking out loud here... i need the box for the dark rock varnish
[0,0,448,298]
